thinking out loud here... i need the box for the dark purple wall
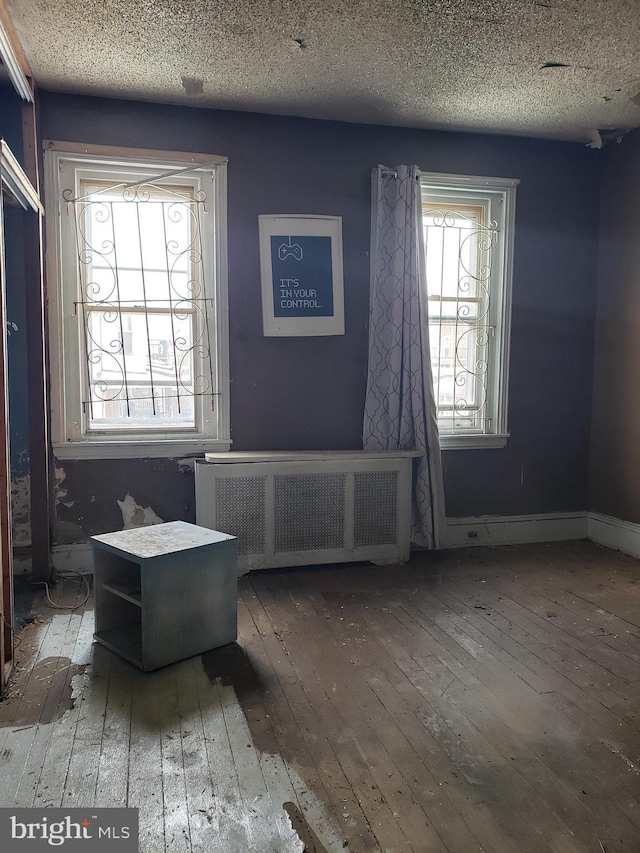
[41,93,600,539]
[589,129,640,522]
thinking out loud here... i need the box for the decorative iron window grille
[420,174,517,444]
[66,180,216,433]
[423,201,497,433]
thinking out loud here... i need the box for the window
[420,172,518,449]
[45,143,229,458]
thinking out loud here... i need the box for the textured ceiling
[5,0,640,143]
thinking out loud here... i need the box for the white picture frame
[259,214,345,336]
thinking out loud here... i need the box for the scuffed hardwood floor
[2,540,640,852]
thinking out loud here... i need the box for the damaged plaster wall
[53,458,194,544]
[3,150,32,570]
[11,474,32,548]
[117,493,164,529]
[11,473,32,575]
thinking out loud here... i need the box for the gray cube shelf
[91,521,238,671]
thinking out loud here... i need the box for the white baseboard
[51,543,93,574]
[46,513,640,575]
[587,512,640,558]
[440,512,588,549]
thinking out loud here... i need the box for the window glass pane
[78,180,205,432]
[423,200,492,434]
[424,207,481,300]
[87,388,195,430]
[86,309,195,430]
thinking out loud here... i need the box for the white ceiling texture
[6,0,640,143]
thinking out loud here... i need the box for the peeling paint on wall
[52,458,195,544]
[54,465,70,506]
[11,473,31,548]
[117,493,164,529]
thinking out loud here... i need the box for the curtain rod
[379,168,421,179]
[123,158,227,189]
[64,157,228,203]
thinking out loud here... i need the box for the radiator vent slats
[354,471,398,547]
[195,453,414,571]
[275,473,346,552]
[215,476,266,555]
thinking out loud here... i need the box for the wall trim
[587,512,640,558]
[440,511,588,549]
[49,512,640,575]
[51,543,93,574]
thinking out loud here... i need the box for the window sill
[440,433,509,450]
[52,439,232,461]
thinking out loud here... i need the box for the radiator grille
[215,476,266,555]
[274,473,346,552]
[196,454,412,571]
[354,470,398,547]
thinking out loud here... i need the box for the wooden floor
[2,540,640,852]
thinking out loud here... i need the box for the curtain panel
[363,164,444,548]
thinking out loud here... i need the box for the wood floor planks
[237,543,640,853]
[62,643,110,809]
[346,595,584,852]
[237,594,378,853]
[2,540,640,851]
[251,575,416,852]
[292,579,514,853]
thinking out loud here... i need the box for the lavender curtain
[363,165,444,548]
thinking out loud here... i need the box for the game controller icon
[278,237,303,261]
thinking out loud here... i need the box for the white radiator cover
[195,451,418,572]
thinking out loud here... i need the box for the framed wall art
[258,214,345,336]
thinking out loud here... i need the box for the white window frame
[44,142,230,459]
[420,172,518,450]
